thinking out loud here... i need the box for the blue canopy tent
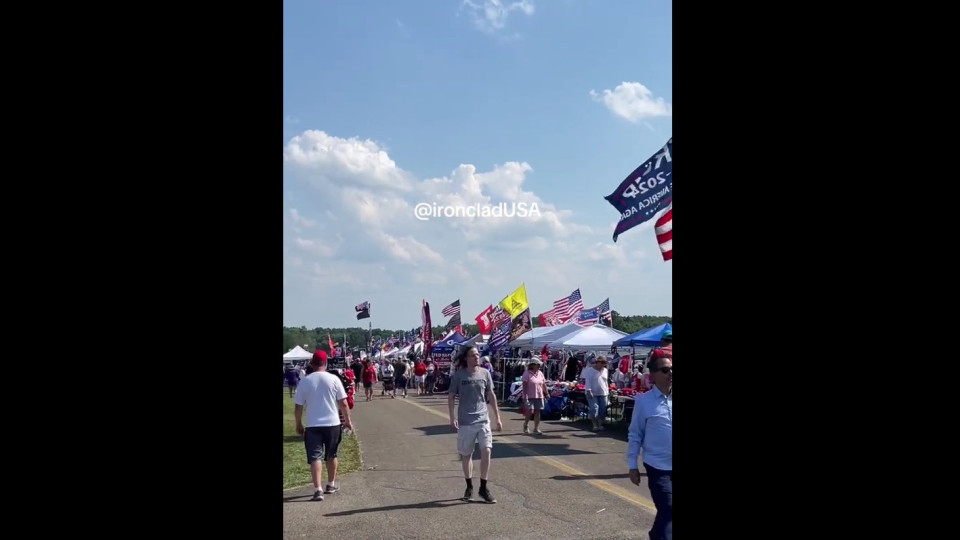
[613,323,672,347]
[430,332,469,365]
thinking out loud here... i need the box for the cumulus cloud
[283,130,414,191]
[283,128,672,328]
[590,82,672,122]
[461,0,534,34]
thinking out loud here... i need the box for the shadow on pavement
[569,430,629,442]
[475,442,599,460]
[414,425,457,436]
[548,472,639,481]
[322,499,468,516]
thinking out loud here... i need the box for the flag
[490,305,512,328]
[576,308,600,327]
[543,289,583,325]
[655,203,672,261]
[442,299,461,318]
[509,308,532,341]
[604,138,672,242]
[498,284,529,318]
[328,334,336,355]
[421,300,433,358]
[444,313,462,330]
[593,298,612,324]
[599,298,612,321]
[355,300,370,320]
[475,305,494,334]
[488,319,512,352]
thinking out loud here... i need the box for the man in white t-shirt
[581,356,610,431]
[294,351,353,501]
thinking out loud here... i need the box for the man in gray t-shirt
[448,346,502,504]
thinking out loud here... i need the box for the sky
[283,0,672,331]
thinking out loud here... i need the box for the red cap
[312,350,328,363]
[650,347,672,361]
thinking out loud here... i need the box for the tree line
[283,311,671,355]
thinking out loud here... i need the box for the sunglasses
[656,367,672,374]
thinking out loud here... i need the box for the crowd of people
[287,331,672,540]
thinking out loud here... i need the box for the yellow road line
[394,397,656,512]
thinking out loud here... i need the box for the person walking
[626,349,672,540]
[583,356,610,431]
[361,360,377,401]
[447,346,501,504]
[413,359,427,395]
[521,359,548,435]
[294,351,354,501]
[284,365,300,398]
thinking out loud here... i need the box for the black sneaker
[478,487,497,504]
[311,490,324,501]
[324,483,339,494]
[462,487,473,501]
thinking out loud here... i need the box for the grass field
[282,392,362,489]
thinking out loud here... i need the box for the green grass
[283,392,362,489]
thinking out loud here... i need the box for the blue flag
[604,138,672,242]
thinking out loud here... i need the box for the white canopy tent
[508,326,554,347]
[511,323,581,349]
[283,346,313,362]
[544,324,628,350]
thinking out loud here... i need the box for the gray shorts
[304,426,341,464]
[525,398,545,411]
[457,422,493,456]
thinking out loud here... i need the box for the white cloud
[283,130,414,191]
[283,128,672,328]
[294,237,337,257]
[590,82,672,122]
[289,209,316,231]
[461,0,534,33]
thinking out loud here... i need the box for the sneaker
[523,424,530,434]
[534,429,543,435]
[462,487,473,501]
[478,487,497,504]
[311,490,324,501]
[324,483,339,494]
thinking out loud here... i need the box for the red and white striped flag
[655,203,672,261]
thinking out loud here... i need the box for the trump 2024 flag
[604,138,672,243]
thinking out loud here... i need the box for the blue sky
[283,0,672,330]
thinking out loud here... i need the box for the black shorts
[396,375,407,388]
[304,426,342,464]
[363,381,372,389]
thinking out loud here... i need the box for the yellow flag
[498,284,529,318]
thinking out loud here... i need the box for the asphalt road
[283,391,659,540]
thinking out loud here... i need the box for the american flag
[655,203,672,261]
[543,289,583,325]
[442,299,461,318]
[597,298,612,322]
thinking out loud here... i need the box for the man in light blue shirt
[626,350,672,540]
